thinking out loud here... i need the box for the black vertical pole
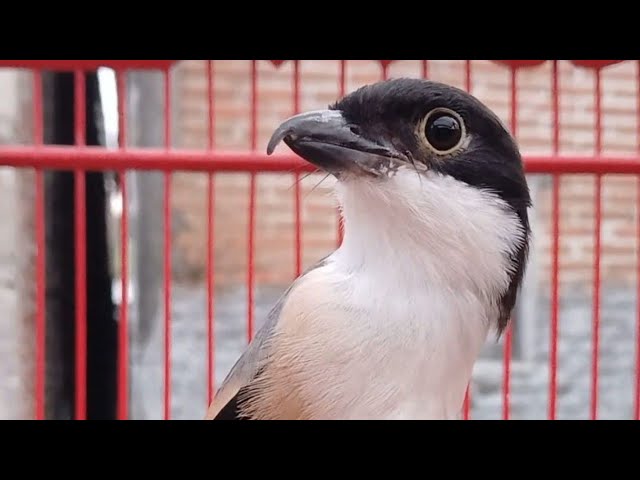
[43,70,116,420]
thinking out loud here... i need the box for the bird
[205,77,531,420]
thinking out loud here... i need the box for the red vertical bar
[207,61,215,150]
[502,67,518,420]
[339,61,346,98]
[636,60,640,421]
[382,62,389,80]
[206,60,216,405]
[462,387,471,420]
[422,60,429,79]
[465,60,472,93]
[247,60,257,342]
[462,58,472,421]
[503,328,513,420]
[207,60,216,405]
[33,72,43,145]
[549,60,561,420]
[74,71,86,147]
[591,68,603,421]
[163,67,173,420]
[510,67,518,134]
[116,69,129,420]
[337,60,346,246]
[293,61,303,277]
[33,70,46,420]
[74,69,87,421]
[636,190,640,420]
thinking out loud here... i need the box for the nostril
[349,125,362,136]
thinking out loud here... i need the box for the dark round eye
[424,111,463,153]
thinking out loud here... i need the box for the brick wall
[170,60,640,296]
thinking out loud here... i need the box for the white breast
[285,256,491,420]
[292,168,526,420]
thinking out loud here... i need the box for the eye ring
[420,108,466,155]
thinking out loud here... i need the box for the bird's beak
[267,109,404,177]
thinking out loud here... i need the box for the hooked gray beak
[266,109,404,177]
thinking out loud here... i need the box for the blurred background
[0,60,638,420]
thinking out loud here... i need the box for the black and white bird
[205,78,531,420]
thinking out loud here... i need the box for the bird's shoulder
[204,255,335,420]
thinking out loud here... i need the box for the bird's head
[267,78,531,334]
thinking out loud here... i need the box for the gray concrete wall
[0,69,36,419]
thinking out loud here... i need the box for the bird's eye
[423,109,464,154]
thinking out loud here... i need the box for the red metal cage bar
[32,70,45,421]
[1,60,640,420]
[116,68,129,421]
[636,60,640,422]
[549,60,561,421]
[0,60,176,71]
[163,68,173,420]
[206,60,216,406]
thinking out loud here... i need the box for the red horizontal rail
[0,60,633,72]
[3,146,640,174]
[0,60,176,71]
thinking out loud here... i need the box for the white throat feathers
[334,166,527,312]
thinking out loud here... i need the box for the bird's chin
[288,140,400,180]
